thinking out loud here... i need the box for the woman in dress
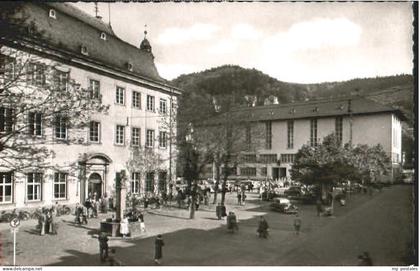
[120,215,129,238]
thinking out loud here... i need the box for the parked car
[270,197,298,214]
[401,169,414,184]
[261,191,278,201]
[284,186,304,199]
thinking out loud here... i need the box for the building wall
[215,112,401,182]
[1,47,178,210]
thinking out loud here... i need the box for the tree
[0,47,108,173]
[291,134,391,206]
[126,146,165,196]
[177,90,264,214]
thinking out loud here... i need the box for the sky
[73,2,414,84]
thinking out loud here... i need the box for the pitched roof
[2,2,167,84]
[225,96,406,123]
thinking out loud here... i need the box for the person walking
[316,199,323,217]
[82,204,88,225]
[98,231,109,262]
[75,203,81,225]
[204,193,209,206]
[293,213,302,235]
[154,234,165,265]
[50,207,58,235]
[139,211,146,232]
[257,216,269,238]
[216,203,222,220]
[46,210,52,234]
[39,209,46,236]
[120,215,129,238]
[237,193,242,205]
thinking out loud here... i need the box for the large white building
[0,3,181,210]
[203,97,404,183]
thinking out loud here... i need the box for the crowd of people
[74,192,112,225]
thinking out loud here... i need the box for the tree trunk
[221,159,229,205]
[212,162,221,204]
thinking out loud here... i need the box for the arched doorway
[88,173,102,200]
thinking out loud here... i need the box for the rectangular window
[310,119,318,147]
[147,95,155,112]
[0,172,13,203]
[54,70,69,91]
[159,131,167,148]
[146,172,154,192]
[261,167,267,176]
[27,173,42,201]
[89,121,100,143]
[158,171,167,192]
[28,112,42,136]
[159,99,167,114]
[132,127,140,146]
[260,154,277,164]
[27,63,46,86]
[265,121,272,149]
[146,129,155,148]
[132,91,141,109]
[287,120,294,149]
[0,107,14,133]
[89,79,100,99]
[240,167,257,176]
[131,172,140,194]
[1,55,16,82]
[335,117,343,143]
[116,86,125,105]
[281,154,296,164]
[54,115,67,140]
[115,125,125,145]
[245,125,251,151]
[242,154,257,163]
[53,172,67,199]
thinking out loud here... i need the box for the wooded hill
[172,65,414,125]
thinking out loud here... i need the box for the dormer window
[49,9,56,19]
[127,63,133,72]
[100,32,107,40]
[313,107,319,112]
[289,108,296,114]
[81,46,88,56]
[338,104,345,110]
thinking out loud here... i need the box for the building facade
[203,97,404,183]
[0,3,180,210]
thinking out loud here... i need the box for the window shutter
[0,107,4,132]
[7,108,14,133]
[28,112,34,135]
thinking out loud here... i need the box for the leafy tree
[291,134,391,204]
[126,146,165,196]
[0,48,108,173]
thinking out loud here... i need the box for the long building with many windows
[202,97,404,182]
[0,3,180,210]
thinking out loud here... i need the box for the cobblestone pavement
[0,185,415,266]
